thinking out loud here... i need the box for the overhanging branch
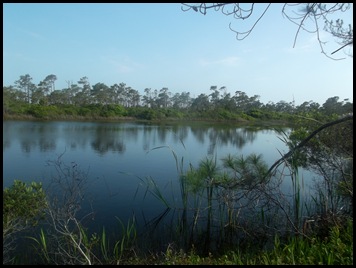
[265,114,353,180]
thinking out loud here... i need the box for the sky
[3,3,353,106]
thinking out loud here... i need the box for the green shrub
[100,104,126,117]
[3,180,47,228]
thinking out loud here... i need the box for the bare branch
[229,4,271,41]
[181,3,353,59]
[331,41,353,55]
[265,114,353,180]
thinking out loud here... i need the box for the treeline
[3,74,353,121]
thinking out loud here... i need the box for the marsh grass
[135,127,353,260]
[140,141,286,254]
[110,216,138,264]
[23,217,353,265]
[125,217,351,265]
[255,218,353,265]
[25,215,138,265]
[26,228,50,264]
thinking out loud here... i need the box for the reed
[114,215,137,264]
[100,227,109,263]
[26,228,50,264]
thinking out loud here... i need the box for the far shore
[3,114,292,127]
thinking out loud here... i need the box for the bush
[26,105,62,118]
[100,104,126,117]
[3,180,47,228]
[3,180,47,264]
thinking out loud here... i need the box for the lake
[3,120,317,255]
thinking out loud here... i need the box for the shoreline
[3,114,292,127]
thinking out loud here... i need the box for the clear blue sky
[3,3,353,105]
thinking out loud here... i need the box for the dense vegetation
[3,74,353,122]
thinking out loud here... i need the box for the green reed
[116,216,137,251]
[26,228,51,264]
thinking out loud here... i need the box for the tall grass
[25,215,138,265]
[26,228,50,264]
[140,142,285,254]
[138,128,353,258]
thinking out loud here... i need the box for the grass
[119,218,353,265]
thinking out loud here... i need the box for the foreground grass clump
[119,219,353,265]
[254,220,353,265]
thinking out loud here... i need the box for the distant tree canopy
[3,73,353,121]
[181,3,353,59]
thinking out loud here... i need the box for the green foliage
[26,228,51,264]
[247,108,264,119]
[163,108,184,119]
[184,167,206,194]
[26,104,62,119]
[78,106,92,116]
[256,219,353,265]
[99,104,126,117]
[221,153,268,186]
[129,107,156,120]
[216,108,239,120]
[114,216,137,263]
[3,76,353,123]
[3,180,47,228]
[288,114,353,212]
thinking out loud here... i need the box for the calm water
[3,120,316,252]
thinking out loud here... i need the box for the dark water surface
[3,120,316,254]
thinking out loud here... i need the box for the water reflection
[90,125,128,154]
[3,121,278,156]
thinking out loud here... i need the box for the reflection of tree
[190,125,206,144]
[21,136,56,153]
[39,139,56,152]
[230,128,257,147]
[91,139,125,155]
[171,125,189,146]
[142,124,190,151]
[207,141,216,155]
[157,126,168,143]
[7,121,288,159]
[65,125,137,153]
[125,126,140,140]
[90,125,129,155]
[14,122,59,153]
[190,125,260,155]
[142,125,154,151]
[21,140,37,153]
[62,125,91,150]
